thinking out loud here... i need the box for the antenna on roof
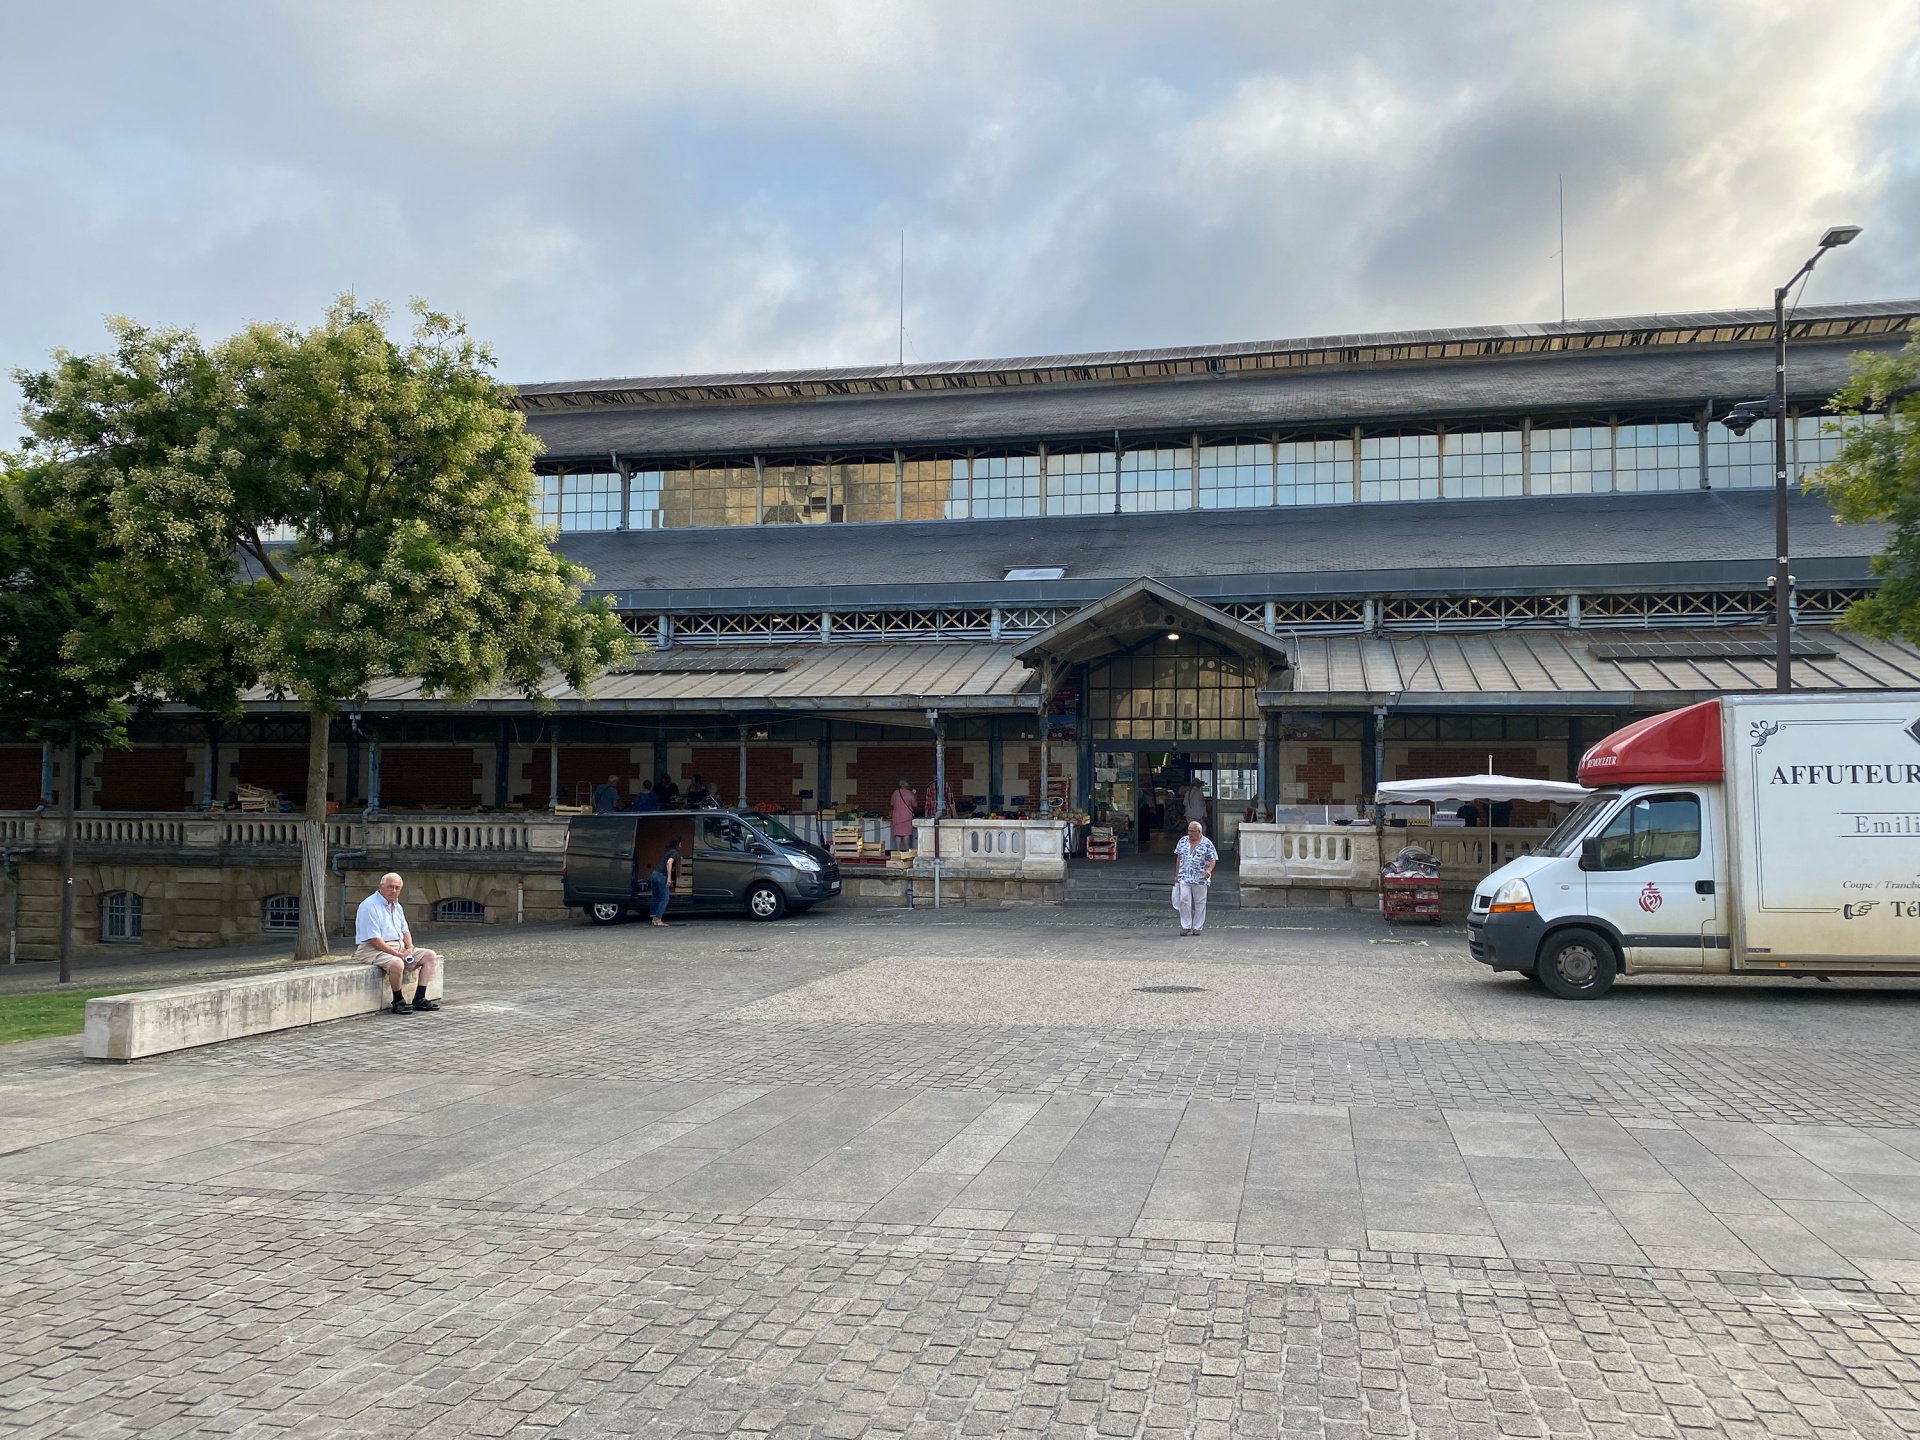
[1558,176,1567,325]
[898,232,905,370]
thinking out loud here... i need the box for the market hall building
[5,298,1920,952]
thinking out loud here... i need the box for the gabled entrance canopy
[1012,578,1294,684]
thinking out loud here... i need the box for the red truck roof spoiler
[1578,699,1724,786]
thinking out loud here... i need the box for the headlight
[786,852,820,872]
[1490,878,1534,913]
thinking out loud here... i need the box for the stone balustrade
[910,818,1069,880]
[0,810,569,858]
[1238,824,1381,896]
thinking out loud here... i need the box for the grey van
[563,810,843,925]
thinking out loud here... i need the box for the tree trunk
[295,708,331,961]
[56,722,77,985]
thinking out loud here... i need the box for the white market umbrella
[1375,773,1592,807]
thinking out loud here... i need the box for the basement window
[101,892,144,944]
[1004,566,1065,581]
[263,895,300,933]
[434,898,486,924]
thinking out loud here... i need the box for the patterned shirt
[1174,835,1218,884]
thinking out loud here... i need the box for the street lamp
[1719,224,1861,692]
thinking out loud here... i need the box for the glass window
[1198,443,1272,510]
[1529,426,1613,494]
[263,894,300,933]
[433,897,486,923]
[700,815,753,851]
[101,891,143,943]
[892,459,945,522]
[1087,641,1257,741]
[534,474,562,527]
[658,470,696,527]
[1794,411,1881,485]
[1359,433,1439,503]
[627,470,665,528]
[1613,422,1697,493]
[558,472,623,532]
[1050,451,1116,516]
[837,462,897,523]
[696,466,764,527]
[1706,426,1772,490]
[1443,430,1524,499]
[1593,793,1701,869]
[1119,448,1191,512]
[1276,437,1352,506]
[972,455,1041,518]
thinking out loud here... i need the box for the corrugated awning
[237,643,1038,715]
[1261,626,1920,709]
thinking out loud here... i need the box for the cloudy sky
[3,1,1916,431]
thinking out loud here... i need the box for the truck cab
[1469,783,1729,997]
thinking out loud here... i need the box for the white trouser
[1175,881,1209,932]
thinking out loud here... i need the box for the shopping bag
[1171,884,1181,911]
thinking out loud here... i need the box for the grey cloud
[3,0,1916,439]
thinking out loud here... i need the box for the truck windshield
[1538,794,1617,856]
[742,813,805,847]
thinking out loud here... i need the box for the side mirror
[1579,837,1603,871]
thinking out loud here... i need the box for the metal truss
[620,588,1872,647]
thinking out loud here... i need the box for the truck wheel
[1537,928,1617,999]
[746,884,787,921]
[585,901,627,926]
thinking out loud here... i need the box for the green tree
[1819,337,1920,642]
[0,459,132,981]
[16,299,632,961]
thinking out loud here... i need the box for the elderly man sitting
[354,872,441,1015]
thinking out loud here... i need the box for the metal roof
[513,299,1920,413]
[557,487,1883,611]
[523,339,1901,464]
[249,643,1038,716]
[1265,627,1920,711]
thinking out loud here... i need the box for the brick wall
[94,748,193,811]
[381,748,483,808]
[228,749,322,804]
[0,748,41,808]
[684,747,804,808]
[1293,747,1347,803]
[1011,746,1065,805]
[521,747,641,808]
[845,747,975,812]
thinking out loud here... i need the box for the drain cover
[1135,984,1205,994]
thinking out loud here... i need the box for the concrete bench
[82,960,446,1062]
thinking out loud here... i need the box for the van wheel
[585,901,627,926]
[746,884,786,921]
[1537,928,1617,999]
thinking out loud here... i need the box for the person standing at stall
[890,778,918,852]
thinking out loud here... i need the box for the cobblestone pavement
[7,907,1920,1437]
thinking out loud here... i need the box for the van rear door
[566,817,638,903]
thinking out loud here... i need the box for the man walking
[354,872,441,1014]
[1173,820,1218,937]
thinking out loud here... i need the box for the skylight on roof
[1004,566,1065,581]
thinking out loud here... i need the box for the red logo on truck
[1638,883,1663,913]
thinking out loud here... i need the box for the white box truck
[1469,692,1920,998]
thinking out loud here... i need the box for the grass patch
[0,988,150,1045]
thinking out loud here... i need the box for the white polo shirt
[355,892,409,948]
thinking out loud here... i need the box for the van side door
[1584,790,1718,971]
[696,815,758,908]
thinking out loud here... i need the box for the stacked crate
[832,823,887,862]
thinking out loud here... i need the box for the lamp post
[1718,225,1861,692]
